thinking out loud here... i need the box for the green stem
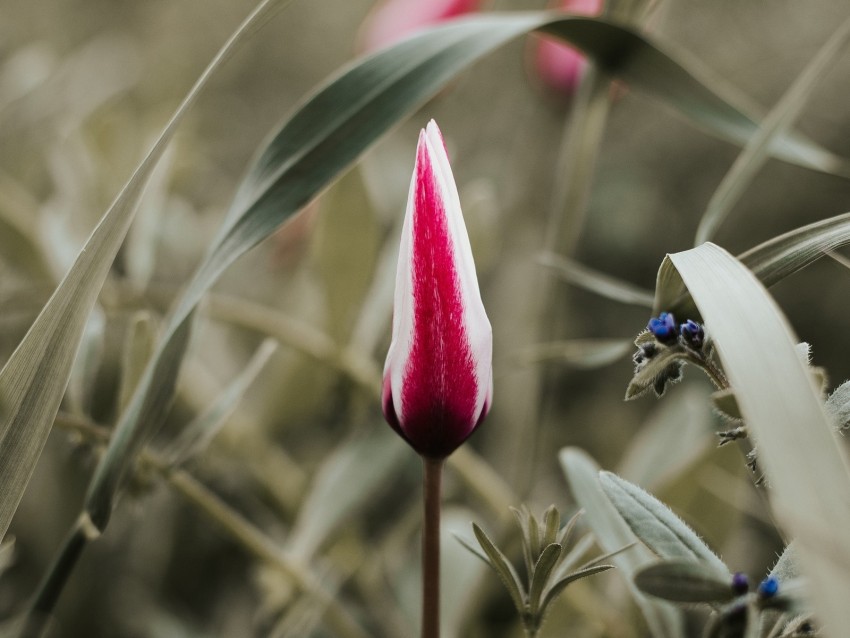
[19,513,99,638]
[422,457,444,638]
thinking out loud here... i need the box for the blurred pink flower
[382,120,492,459]
[358,0,481,53]
[533,0,603,95]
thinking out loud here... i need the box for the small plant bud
[680,319,705,349]
[757,576,779,599]
[647,312,678,344]
[731,572,750,595]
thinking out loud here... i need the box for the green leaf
[540,564,615,614]
[542,505,560,548]
[599,471,730,578]
[537,252,655,308]
[694,16,850,245]
[227,11,850,275]
[667,242,850,633]
[634,559,736,604]
[164,339,278,468]
[528,543,563,615]
[472,523,527,613]
[769,544,798,582]
[557,509,583,548]
[454,533,491,566]
[117,311,157,415]
[288,428,408,559]
[510,506,537,578]
[560,448,684,637]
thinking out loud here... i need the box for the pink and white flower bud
[533,0,603,95]
[382,121,493,459]
[357,0,481,54]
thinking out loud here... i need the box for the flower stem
[422,457,444,638]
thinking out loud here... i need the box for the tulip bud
[382,120,493,459]
[357,0,481,54]
[532,0,603,96]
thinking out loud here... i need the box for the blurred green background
[2,0,850,635]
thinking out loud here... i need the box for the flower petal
[383,121,492,458]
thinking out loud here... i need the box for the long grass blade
[655,211,850,316]
[694,16,850,245]
[537,252,655,307]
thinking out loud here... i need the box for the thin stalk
[422,457,444,638]
[19,513,100,638]
[163,469,370,638]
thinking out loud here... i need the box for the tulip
[533,0,603,95]
[382,120,493,460]
[357,0,481,54]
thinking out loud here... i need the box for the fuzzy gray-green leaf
[528,543,562,615]
[768,544,798,582]
[634,560,736,604]
[542,505,560,548]
[560,448,683,637]
[473,523,526,613]
[599,472,730,578]
[626,345,683,400]
[825,381,850,429]
[540,564,615,613]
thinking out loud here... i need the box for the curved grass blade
[165,339,278,467]
[694,16,850,245]
[537,252,655,307]
[517,338,633,368]
[287,428,408,559]
[560,448,683,637]
[668,243,850,633]
[655,211,850,316]
[218,12,850,302]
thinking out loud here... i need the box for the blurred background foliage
[1,0,850,636]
